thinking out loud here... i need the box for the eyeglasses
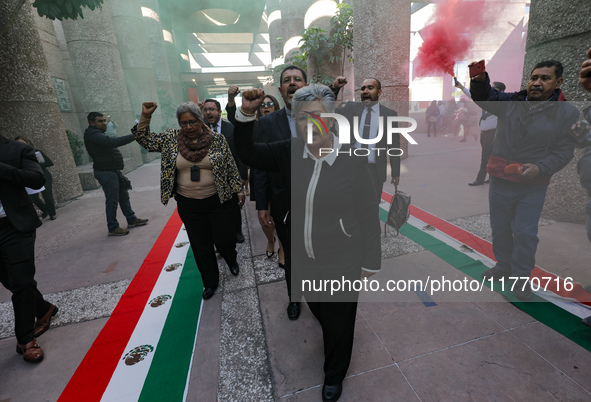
[203,107,218,112]
[261,101,275,108]
[179,120,201,128]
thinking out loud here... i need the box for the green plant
[66,130,85,166]
[298,3,354,83]
[1,0,104,39]
[33,0,103,20]
[271,4,353,86]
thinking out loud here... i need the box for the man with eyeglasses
[203,99,247,244]
[251,66,345,321]
[84,112,148,236]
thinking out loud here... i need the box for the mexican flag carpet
[59,196,591,401]
[380,191,591,352]
[58,211,203,402]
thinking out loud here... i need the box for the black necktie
[210,124,217,132]
[361,107,372,148]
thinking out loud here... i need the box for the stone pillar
[266,0,283,62]
[0,1,83,203]
[353,0,411,156]
[281,0,314,60]
[33,13,84,145]
[160,13,186,105]
[140,0,177,128]
[52,20,92,166]
[110,0,163,131]
[523,0,591,223]
[61,0,143,170]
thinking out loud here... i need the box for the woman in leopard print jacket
[132,101,245,300]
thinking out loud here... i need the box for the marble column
[160,12,186,105]
[110,0,163,131]
[61,0,143,169]
[140,0,177,128]
[0,1,83,203]
[281,0,314,60]
[266,0,283,62]
[353,0,411,156]
[524,0,591,223]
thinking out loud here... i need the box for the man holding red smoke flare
[469,59,578,301]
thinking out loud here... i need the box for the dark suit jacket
[337,102,401,184]
[0,136,45,232]
[251,108,292,220]
[217,119,248,181]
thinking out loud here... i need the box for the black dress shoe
[236,232,245,243]
[468,180,485,186]
[287,302,300,320]
[513,279,532,301]
[322,383,343,402]
[278,262,285,269]
[481,267,509,281]
[229,264,239,276]
[202,287,217,300]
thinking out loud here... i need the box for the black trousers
[175,194,239,289]
[307,300,358,385]
[476,129,496,182]
[274,217,292,298]
[233,195,243,236]
[367,163,383,203]
[0,220,51,344]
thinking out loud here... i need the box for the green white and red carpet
[59,198,591,401]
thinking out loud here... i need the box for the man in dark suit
[252,66,309,320]
[0,134,58,363]
[337,78,401,201]
[203,98,247,243]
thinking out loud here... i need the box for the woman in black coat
[234,85,381,402]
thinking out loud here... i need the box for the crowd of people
[2,42,591,402]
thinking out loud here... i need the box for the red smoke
[415,0,487,76]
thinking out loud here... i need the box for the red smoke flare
[415,0,487,76]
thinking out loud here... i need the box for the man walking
[203,99,247,243]
[337,77,401,202]
[84,112,148,236]
[0,134,58,363]
[470,60,578,300]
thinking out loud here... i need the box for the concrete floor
[1,132,591,401]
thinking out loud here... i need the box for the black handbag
[117,171,133,191]
[385,185,411,236]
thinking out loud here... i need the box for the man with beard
[203,99,247,243]
[337,78,401,202]
[84,112,148,236]
[470,60,578,300]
